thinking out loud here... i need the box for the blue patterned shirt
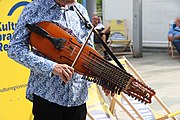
[8,0,93,107]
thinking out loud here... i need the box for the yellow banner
[0,0,33,120]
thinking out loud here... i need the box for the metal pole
[133,0,143,57]
[102,0,105,24]
[86,0,96,18]
[82,0,86,8]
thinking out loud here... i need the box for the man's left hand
[102,87,115,97]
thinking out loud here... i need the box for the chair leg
[168,42,180,59]
[171,45,180,59]
[122,41,131,52]
[171,45,175,58]
[87,112,95,120]
[168,42,171,55]
[109,97,116,115]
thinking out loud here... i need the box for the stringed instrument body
[27,21,155,104]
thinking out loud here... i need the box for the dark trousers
[172,39,180,54]
[33,94,87,120]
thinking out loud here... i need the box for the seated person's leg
[101,34,111,60]
[105,31,110,44]
[94,32,104,55]
[172,39,180,54]
[101,35,107,56]
[94,29,111,60]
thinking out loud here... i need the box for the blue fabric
[172,39,180,54]
[168,22,180,54]
[168,23,180,37]
[8,0,93,107]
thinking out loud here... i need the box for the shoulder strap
[93,29,125,70]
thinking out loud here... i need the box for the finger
[104,88,109,92]
[65,68,73,79]
[62,69,70,81]
[68,66,74,73]
[62,68,73,81]
[104,89,110,96]
[111,92,115,97]
[106,90,110,96]
[102,87,109,95]
[59,73,68,84]
[102,87,105,91]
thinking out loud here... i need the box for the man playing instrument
[7,0,114,120]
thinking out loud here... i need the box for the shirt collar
[49,0,75,10]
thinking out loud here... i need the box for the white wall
[103,0,180,47]
[143,0,180,47]
[103,0,133,40]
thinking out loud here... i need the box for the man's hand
[173,35,180,40]
[102,87,115,97]
[52,64,74,84]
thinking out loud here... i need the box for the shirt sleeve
[7,3,57,76]
[168,24,174,36]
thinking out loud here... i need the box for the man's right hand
[52,64,74,84]
[173,35,180,40]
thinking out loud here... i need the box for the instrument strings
[60,43,131,79]
[56,44,132,93]
[40,32,139,93]
[47,39,147,94]
[84,53,131,93]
